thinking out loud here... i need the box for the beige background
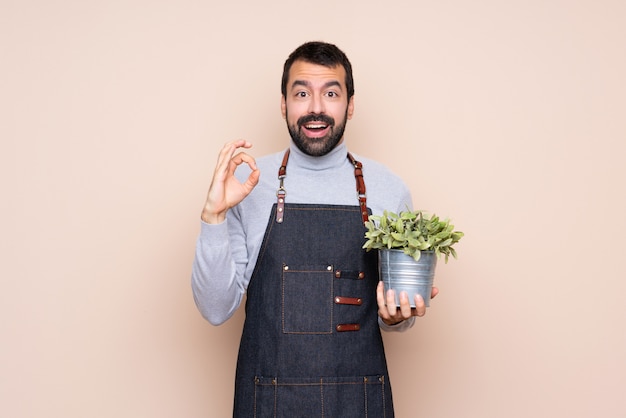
[2,0,625,417]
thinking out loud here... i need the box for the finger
[431,286,439,299]
[230,151,258,172]
[216,140,254,175]
[413,294,426,317]
[228,152,260,193]
[376,282,386,305]
[244,167,261,190]
[231,139,253,149]
[224,139,253,153]
[398,291,412,318]
[386,289,397,316]
[376,282,389,317]
[214,143,239,179]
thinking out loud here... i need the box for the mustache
[297,114,335,127]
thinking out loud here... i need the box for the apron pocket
[254,375,389,418]
[282,264,333,334]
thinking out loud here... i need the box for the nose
[308,93,325,115]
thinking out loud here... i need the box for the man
[192,41,437,417]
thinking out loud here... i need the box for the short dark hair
[281,41,354,99]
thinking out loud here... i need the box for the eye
[296,91,308,98]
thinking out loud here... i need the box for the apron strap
[275,149,289,223]
[275,149,369,224]
[347,152,370,224]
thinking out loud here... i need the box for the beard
[286,109,349,157]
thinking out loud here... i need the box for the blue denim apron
[233,151,394,417]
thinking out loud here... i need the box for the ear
[281,96,286,119]
[347,96,355,120]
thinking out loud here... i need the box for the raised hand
[201,140,261,224]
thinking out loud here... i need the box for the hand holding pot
[377,282,439,325]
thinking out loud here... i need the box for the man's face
[281,60,354,157]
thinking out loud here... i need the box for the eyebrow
[291,80,343,91]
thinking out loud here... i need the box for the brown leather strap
[275,149,289,223]
[334,296,363,306]
[278,149,289,178]
[276,149,369,223]
[347,152,369,223]
[336,323,360,332]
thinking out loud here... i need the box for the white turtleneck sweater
[192,141,415,331]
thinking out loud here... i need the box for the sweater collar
[288,140,348,171]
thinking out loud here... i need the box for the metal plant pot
[378,249,437,308]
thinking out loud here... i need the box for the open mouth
[298,115,334,138]
[304,122,329,131]
[301,122,330,138]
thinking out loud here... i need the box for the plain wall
[2,0,625,417]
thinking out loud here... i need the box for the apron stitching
[364,377,368,417]
[320,378,325,418]
[281,265,285,333]
[273,378,277,418]
[330,276,334,334]
[381,376,386,418]
[281,265,335,335]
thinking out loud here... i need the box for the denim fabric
[233,203,394,417]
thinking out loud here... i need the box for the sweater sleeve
[378,316,415,332]
[191,218,247,325]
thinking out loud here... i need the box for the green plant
[363,209,464,262]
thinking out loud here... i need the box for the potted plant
[362,209,464,307]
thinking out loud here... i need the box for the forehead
[287,60,347,90]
